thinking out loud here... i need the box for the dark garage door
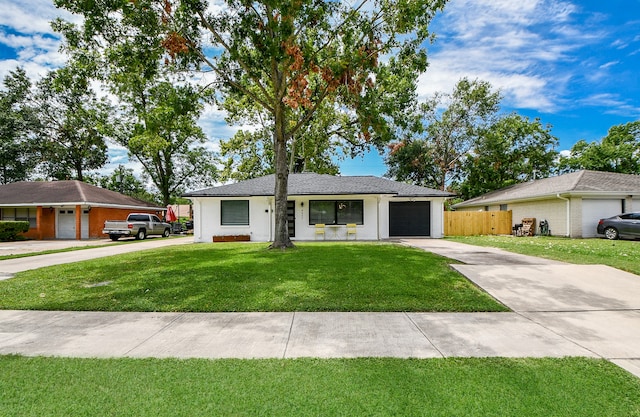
[389,201,431,237]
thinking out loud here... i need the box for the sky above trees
[1,0,639,177]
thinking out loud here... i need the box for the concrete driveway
[0,236,193,280]
[401,238,640,378]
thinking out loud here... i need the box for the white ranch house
[184,173,454,242]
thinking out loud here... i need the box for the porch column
[75,204,82,240]
[36,206,43,240]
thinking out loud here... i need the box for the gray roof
[184,173,454,198]
[454,170,640,208]
[0,180,163,209]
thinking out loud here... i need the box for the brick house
[0,181,164,240]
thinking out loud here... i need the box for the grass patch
[0,242,506,312]
[1,356,639,417]
[448,236,640,275]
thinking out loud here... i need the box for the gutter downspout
[556,194,570,237]
[377,196,381,240]
[268,198,273,242]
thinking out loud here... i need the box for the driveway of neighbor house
[0,237,638,379]
[0,236,193,280]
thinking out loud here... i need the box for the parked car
[102,213,171,241]
[597,212,640,240]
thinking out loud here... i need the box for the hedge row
[0,221,30,241]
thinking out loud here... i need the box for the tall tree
[53,2,218,206]
[54,0,447,248]
[120,81,218,205]
[32,65,113,181]
[559,121,640,174]
[457,114,558,200]
[0,68,39,183]
[386,78,501,190]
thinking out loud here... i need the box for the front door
[287,201,295,238]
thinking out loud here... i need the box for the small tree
[99,165,159,204]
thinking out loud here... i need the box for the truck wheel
[136,229,147,240]
[109,235,120,241]
[163,228,170,238]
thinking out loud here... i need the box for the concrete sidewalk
[0,238,639,378]
[0,310,598,359]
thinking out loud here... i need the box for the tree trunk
[270,103,294,249]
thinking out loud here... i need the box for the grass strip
[1,356,638,417]
[448,236,640,275]
[0,242,506,312]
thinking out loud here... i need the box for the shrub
[0,221,30,241]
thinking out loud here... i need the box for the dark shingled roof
[454,170,640,208]
[184,173,454,198]
[0,180,163,209]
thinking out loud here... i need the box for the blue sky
[1,0,639,180]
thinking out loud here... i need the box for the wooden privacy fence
[444,211,513,236]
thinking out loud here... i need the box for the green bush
[0,221,30,241]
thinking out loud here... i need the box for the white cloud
[418,0,600,112]
[599,61,619,69]
[0,0,75,80]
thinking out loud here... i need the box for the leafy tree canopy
[559,121,640,175]
[456,114,558,200]
[386,78,501,190]
[32,64,113,181]
[53,0,447,247]
[0,68,40,184]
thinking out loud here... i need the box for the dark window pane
[309,200,336,225]
[221,200,249,225]
[336,200,363,225]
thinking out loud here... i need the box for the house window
[500,204,508,211]
[221,200,249,225]
[309,200,363,225]
[1,207,37,228]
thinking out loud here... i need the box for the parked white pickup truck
[102,213,171,241]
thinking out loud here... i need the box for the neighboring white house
[453,170,640,238]
[183,173,454,242]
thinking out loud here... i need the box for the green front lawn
[2,356,639,417]
[448,236,640,275]
[0,242,507,312]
